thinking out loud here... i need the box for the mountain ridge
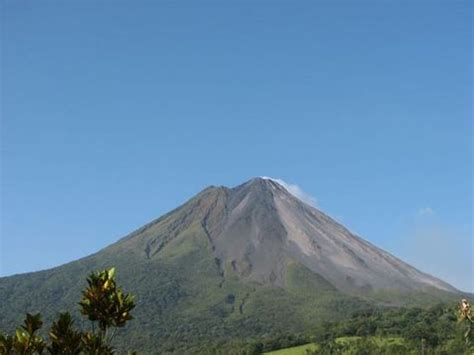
[102,177,457,293]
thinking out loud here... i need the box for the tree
[79,267,135,346]
[0,314,45,354]
[0,268,136,355]
[47,313,82,355]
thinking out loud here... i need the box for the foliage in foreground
[192,300,473,354]
[0,262,472,354]
[0,268,136,355]
[261,300,474,355]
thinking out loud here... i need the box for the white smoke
[261,177,317,207]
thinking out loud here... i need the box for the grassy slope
[367,287,467,307]
[336,336,404,346]
[265,337,405,355]
[264,343,318,355]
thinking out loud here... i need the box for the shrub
[0,268,136,355]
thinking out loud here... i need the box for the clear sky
[1,1,472,292]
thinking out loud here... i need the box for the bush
[0,268,136,355]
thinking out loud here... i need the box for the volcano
[0,177,462,352]
[116,177,454,292]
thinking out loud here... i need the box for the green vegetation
[264,343,318,354]
[0,227,375,353]
[1,264,472,353]
[200,301,474,354]
[0,268,136,354]
[0,220,469,353]
[250,306,473,355]
[0,238,468,354]
[304,302,474,354]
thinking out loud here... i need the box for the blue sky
[1,1,472,291]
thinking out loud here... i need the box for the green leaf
[107,267,116,280]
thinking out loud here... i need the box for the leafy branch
[0,268,136,355]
